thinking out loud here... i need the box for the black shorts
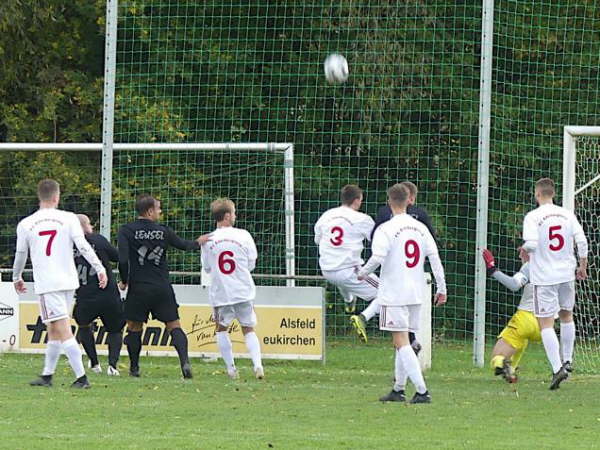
[124,283,179,323]
[73,296,125,333]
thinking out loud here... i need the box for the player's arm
[370,205,391,241]
[200,245,212,274]
[424,232,447,305]
[71,216,107,288]
[357,228,389,279]
[97,234,119,263]
[359,215,375,242]
[12,223,28,294]
[313,216,323,245]
[117,226,130,286]
[418,208,438,241]
[247,233,258,272]
[570,215,589,280]
[521,213,538,253]
[166,227,201,251]
[482,249,527,292]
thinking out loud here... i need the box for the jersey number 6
[330,226,344,246]
[38,230,57,256]
[218,251,236,274]
[548,225,565,251]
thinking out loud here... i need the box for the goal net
[563,127,600,374]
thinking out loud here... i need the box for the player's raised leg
[490,337,518,383]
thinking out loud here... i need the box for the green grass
[1,341,599,449]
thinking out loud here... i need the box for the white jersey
[522,203,587,285]
[201,226,257,307]
[15,208,104,295]
[512,264,533,312]
[372,213,445,306]
[314,206,374,271]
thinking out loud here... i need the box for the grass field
[1,341,599,449]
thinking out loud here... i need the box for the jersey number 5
[38,230,57,256]
[548,225,565,251]
[330,226,344,246]
[405,240,420,268]
[218,251,236,274]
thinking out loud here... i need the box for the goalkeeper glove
[482,248,497,276]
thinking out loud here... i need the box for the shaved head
[77,214,93,234]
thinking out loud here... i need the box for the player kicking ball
[358,184,447,404]
[483,248,540,383]
[201,198,264,380]
[13,179,108,389]
[521,178,588,390]
[314,185,378,321]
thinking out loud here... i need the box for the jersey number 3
[38,230,57,256]
[330,226,344,246]
[548,225,565,251]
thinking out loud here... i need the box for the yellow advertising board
[17,284,325,361]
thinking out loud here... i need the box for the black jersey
[74,233,119,302]
[371,204,437,241]
[117,218,199,287]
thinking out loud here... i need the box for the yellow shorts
[498,309,541,351]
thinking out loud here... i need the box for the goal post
[562,126,600,374]
[0,142,296,286]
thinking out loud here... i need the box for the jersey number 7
[38,230,57,256]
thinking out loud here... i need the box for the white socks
[62,337,85,378]
[541,328,562,373]
[216,331,235,370]
[393,348,408,392]
[560,321,575,363]
[244,332,263,370]
[398,345,427,394]
[361,298,380,322]
[42,340,62,376]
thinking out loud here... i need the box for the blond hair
[211,198,235,222]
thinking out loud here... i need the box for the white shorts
[213,301,257,328]
[533,282,575,318]
[321,267,378,302]
[379,304,421,332]
[39,290,75,324]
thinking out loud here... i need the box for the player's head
[340,184,363,210]
[77,214,93,234]
[37,179,60,206]
[211,198,236,226]
[387,183,410,211]
[400,181,418,205]
[136,194,162,221]
[535,178,555,203]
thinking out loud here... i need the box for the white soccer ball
[324,53,349,84]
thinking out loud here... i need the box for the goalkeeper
[482,248,541,383]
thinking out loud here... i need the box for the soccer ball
[324,53,349,84]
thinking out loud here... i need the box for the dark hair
[211,198,235,222]
[340,184,363,206]
[400,181,418,197]
[37,179,60,202]
[136,194,158,215]
[535,178,555,197]
[387,183,409,207]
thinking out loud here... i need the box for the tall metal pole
[473,0,495,367]
[100,0,118,239]
[284,145,296,287]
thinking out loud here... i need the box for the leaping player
[314,185,379,317]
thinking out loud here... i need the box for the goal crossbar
[0,142,296,286]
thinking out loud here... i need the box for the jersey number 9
[405,240,420,268]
